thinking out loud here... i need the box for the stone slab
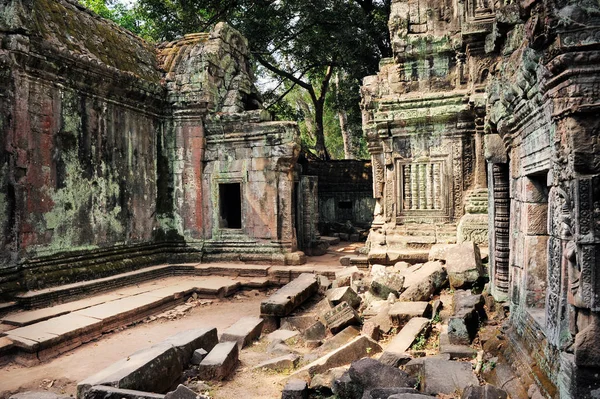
[407,358,479,395]
[266,329,300,343]
[379,317,429,366]
[253,353,299,371]
[260,273,318,317]
[282,379,308,399]
[77,343,181,398]
[2,293,122,326]
[220,316,264,349]
[198,341,239,381]
[292,335,382,379]
[84,385,164,399]
[326,286,361,309]
[7,313,103,352]
[9,393,71,399]
[77,328,216,398]
[388,302,432,325]
[323,302,360,334]
[439,332,477,359]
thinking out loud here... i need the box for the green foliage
[411,334,427,351]
[78,0,146,37]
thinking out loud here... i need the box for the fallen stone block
[336,266,363,287]
[309,366,348,391]
[445,242,483,288]
[198,341,239,381]
[340,256,352,266]
[9,393,71,399]
[280,315,316,332]
[362,387,421,399]
[77,328,218,398]
[428,244,455,262]
[317,325,360,355]
[304,321,327,341]
[327,286,361,309]
[267,329,300,343]
[461,384,508,399]
[83,386,164,399]
[388,302,432,326]
[293,335,382,379]
[398,261,447,302]
[448,291,485,345]
[379,317,429,367]
[324,302,361,334]
[405,358,478,396]
[191,348,208,365]
[267,339,295,356]
[260,273,318,317]
[361,320,381,341]
[282,379,308,399]
[163,328,218,365]
[164,384,205,399]
[220,316,264,349]
[439,332,477,359]
[370,270,404,299]
[253,353,299,371]
[348,358,417,397]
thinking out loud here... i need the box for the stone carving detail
[492,164,510,294]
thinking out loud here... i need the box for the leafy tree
[81,0,391,160]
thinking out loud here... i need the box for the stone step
[379,317,430,367]
[4,277,237,364]
[77,328,217,398]
[220,316,264,349]
[0,301,17,318]
[198,341,239,381]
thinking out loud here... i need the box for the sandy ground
[0,292,273,398]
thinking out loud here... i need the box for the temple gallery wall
[1,0,600,397]
[361,0,600,397]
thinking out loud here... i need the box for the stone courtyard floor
[0,244,357,398]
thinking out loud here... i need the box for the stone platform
[0,262,344,365]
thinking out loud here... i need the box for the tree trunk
[338,109,355,159]
[313,99,330,160]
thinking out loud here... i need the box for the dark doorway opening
[219,183,242,229]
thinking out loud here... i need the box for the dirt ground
[0,291,285,399]
[0,244,359,399]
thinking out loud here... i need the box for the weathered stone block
[253,353,299,371]
[260,273,318,317]
[198,341,239,381]
[484,134,507,164]
[281,379,308,399]
[78,329,216,398]
[293,335,382,378]
[445,242,483,288]
[405,358,478,395]
[323,302,361,334]
[388,301,432,326]
[327,286,361,309]
[524,203,548,235]
[335,266,363,287]
[191,348,208,365]
[220,316,264,349]
[83,386,164,399]
[370,271,404,299]
[164,384,199,399]
[461,384,508,399]
[379,317,429,367]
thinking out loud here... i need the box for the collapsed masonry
[0,0,313,297]
[361,0,600,398]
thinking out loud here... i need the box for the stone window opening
[219,183,242,229]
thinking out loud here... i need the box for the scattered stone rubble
[18,241,526,399]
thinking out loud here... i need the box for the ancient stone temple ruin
[0,0,305,297]
[362,0,600,397]
[361,0,490,265]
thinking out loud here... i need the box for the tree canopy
[79,0,391,160]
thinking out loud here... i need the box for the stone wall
[483,1,600,397]
[361,0,489,264]
[364,0,600,397]
[305,160,375,229]
[0,0,303,297]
